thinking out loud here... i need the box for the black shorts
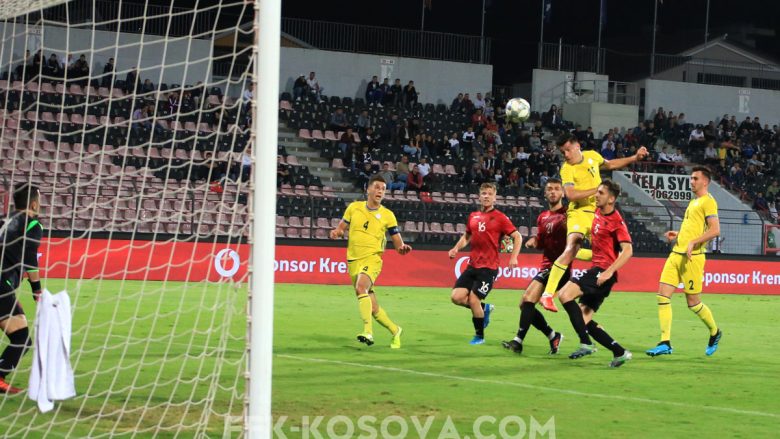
[0,291,24,320]
[571,267,617,312]
[454,266,499,300]
[532,267,571,292]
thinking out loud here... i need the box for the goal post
[0,0,266,436]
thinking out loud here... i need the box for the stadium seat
[325,131,338,141]
[285,227,300,238]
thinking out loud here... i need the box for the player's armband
[388,226,399,236]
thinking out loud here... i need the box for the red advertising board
[37,239,780,294]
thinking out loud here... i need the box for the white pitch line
[277,354,780,419]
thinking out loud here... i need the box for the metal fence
[282,18,490,64]
[19,0,224,38]
[538,42,605,74]
[563,79,639,106]
[652,54,780,91]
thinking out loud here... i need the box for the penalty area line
[277,354,779,419]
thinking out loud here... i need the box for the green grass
[0,279,246,438]
[273,284,780,438]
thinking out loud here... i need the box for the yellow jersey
[342,201,399,261]
[560,149,605,212]
[673,193,718,255]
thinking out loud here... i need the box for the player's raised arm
[600,146,649,171]
[389,230,412,255]
[448,232,470,259]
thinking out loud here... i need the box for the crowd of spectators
[364,76,419,108]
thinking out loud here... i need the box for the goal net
[0,0,256,436]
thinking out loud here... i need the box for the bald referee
[0,183,43,394]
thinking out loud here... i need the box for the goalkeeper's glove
[30,280,41,302]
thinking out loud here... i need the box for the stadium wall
[36,239,780,294]
[279,47,493,105]
[639,79,780,125]
[0,23,213,86]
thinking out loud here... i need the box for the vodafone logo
[215,249,240,278]
[454,256,471,277]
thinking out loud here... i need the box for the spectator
[451,93,465,112]
[243,82,253,104]
[292,74,308,100]
[754,192,769,212]
[100,57,115,87]
[407,165,427,192]
[767,180,780,200]
[329,107,349,132]
[670,148,684,163]
[379,162,405,191]
[473,92,486,110]
[168,91,179,114]
[528,131,542,151]
[471,108,486,133]
[506,168,520,188]
[542,104,562,130]
[356,110,370,135]
[125,68,139,94]
[277,156,291,187]
[240,150,252,182]
[71,54,89,85]
[395,155,410,184]
[658,146,672,163]
[306,71,322,101]
[462,93,474,114]
[689,125,706,149]
[643,122,659,149]
[142,79,155,94]
[357,162,374,190]
[383,114,400,145]
[601,134,616,160]
[44,53,62,78]
[653,106,666,128]
[365,75,383,106]
[403,80,418,108]
[447,133,460,158]
[390,78,403,107]
[704,142,718,165]
[379,78,392,106]
[417,156,432,181]
[403,133,422,160]
[337,127,356,155]
[356,145,374,172]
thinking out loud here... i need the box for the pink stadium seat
[111,88,124,98]
[518,226,530,237]
[207,95,221,106]
[311,130,325,140]
[98,87,111,98]
[324,131,338,141]
[322,186,335,198]
[285,228,299,238]
[403,221,418,232]
[198,123,212,133]
[331,158,345,169]
[276,227,285,237]
[287,216,303,228]
[429,222,442,233]
[69,84,84,95]
[294,185,308,196]
[308,186,323,197]
[316,217,330,229]
[86,115,99,126]
[70,114,84,125]
[0,80,7,90]
[40,82,55,94]
[185,121,197,132]
[314,229,328,239]
[456,223,467,233]
[298,129,311,139]
[432,164,445,175]
[330,218,341,228]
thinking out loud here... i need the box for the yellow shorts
[348,254,383,286]
[659,252,706,294]
[567,209,595,238]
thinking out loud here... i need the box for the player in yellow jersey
[647,166,722,357]
[540,132,648,312]
[330,174,412,348]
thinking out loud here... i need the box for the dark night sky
[280,0,780,84]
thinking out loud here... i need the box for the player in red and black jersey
[558,180,634,367]
[502,178,568,355]
[449,182,522,345]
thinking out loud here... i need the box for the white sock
[513,336,523,344]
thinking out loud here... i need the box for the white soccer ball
[505,97,530,123]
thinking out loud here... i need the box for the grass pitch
[273,284,780,438]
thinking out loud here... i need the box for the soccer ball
[505,98,531,123]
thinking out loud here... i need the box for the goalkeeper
[0,184,42,394]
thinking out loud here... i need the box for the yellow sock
[657,295,672,342]
[357,294,373,334]
[373,307,399,335]
[689,302,718,336]
[543,262,569,296]
[575,248,592,261]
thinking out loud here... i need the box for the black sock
[586,321,625,356]
[530,307,554,337]
[516,301,535,340]
[562,301,591,345]
[0,328,31,379]
[472,317,485,338]
[480,302,486,311]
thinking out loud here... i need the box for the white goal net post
[0,0,278,437]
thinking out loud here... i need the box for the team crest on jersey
[375,214,381,219]
[588,158,593,165]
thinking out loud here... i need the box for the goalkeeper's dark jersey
[0,212,42,294]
